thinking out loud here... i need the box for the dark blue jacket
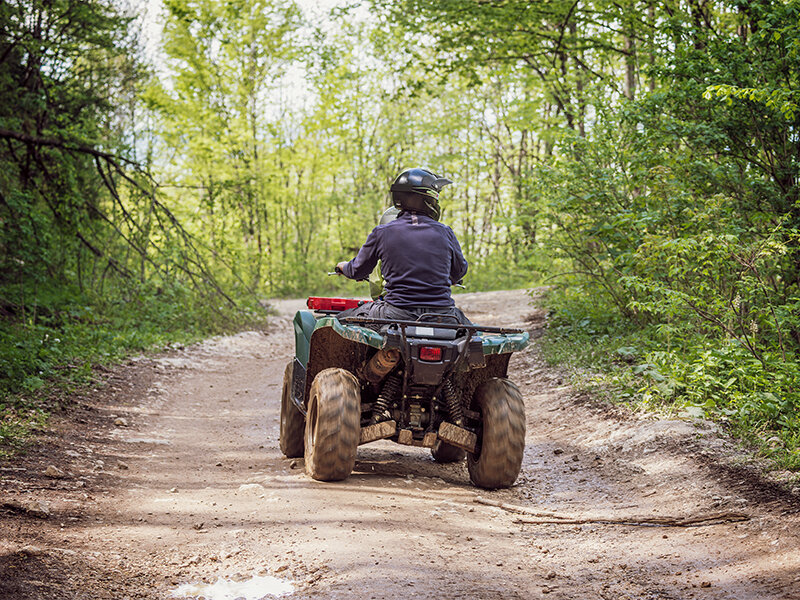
[341,211,468,307]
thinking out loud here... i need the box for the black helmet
[390,168,453,221]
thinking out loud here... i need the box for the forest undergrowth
[538,285,800,478]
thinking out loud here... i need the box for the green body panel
[313,315,386,350]
[293,310,318,366]
[293,310,529,366]
[477,332,530,355]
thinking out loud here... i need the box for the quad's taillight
[419,346,443,362]
[307,297,370,311]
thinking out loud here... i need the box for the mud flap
[291,358,307,416]
[438,422,478,454]
[359,420,396,445]
[397,429,437,448]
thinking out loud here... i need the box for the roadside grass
[535,286,800,480]
[0,282,270,457]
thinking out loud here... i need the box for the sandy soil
[1,289,799,600]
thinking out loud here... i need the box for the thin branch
[475,498,750,528]
[0,127,141,168]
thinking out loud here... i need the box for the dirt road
[2,290,799,599]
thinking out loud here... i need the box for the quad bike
[279,296,529,489]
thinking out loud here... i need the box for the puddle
[171,575,294,600]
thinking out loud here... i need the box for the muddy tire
[304,368,361,481]
[467,378,526,489]
[279,362,305,458]
[431,439,466,463]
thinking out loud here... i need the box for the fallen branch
[475,496,568,519]
[474,497,750,528]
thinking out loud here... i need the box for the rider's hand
[335,262,347,275]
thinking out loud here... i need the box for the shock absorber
[442,378,464,426]
[371,373,402,425]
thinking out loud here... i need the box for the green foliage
[0,0,269,453]
[540,287,800,470]
[385,0,800,472]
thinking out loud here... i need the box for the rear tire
[304,368,361,481]
[279,362,305,458]
[467,378,526,489]
[431,439,466,463]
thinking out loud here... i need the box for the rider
[336,168,470,325]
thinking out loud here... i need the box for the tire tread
[279,362,305,458]
[304,368,360,481]
[467,378,526,489]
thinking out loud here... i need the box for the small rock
[215,462,223,467]
[168,487,178,493]
[44,465,66,478]
[238,483,264,493]
[701,582,712,588]
[193,522,205,530]
[32,502,52,518]
[275,565,289,573]
[65,450,81,458]
[117,461,129,470]
[289,460,299,469]
[3,499,51,519]
[20,545,45,556]
[180,555,201,568]
[545,571,556,580]
[114,417,128,427]
[542,586,552,594]
[553,448,564,455]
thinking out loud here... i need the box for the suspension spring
[371,373,402,424]
[442,378,464,426]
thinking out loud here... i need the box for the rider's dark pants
[337,300,471,329]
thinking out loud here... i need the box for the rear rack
[337,316,524,336]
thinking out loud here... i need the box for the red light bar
[307,297,371,311]
[419,346,443,362]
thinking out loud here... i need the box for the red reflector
[419,346,442,362]
[307,297,371,311]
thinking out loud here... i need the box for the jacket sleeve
[448,228,468,284]
[342,227,380,281]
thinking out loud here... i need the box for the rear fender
[303,326,373,407]
[293,310,317,367]
[455,353,512,406]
